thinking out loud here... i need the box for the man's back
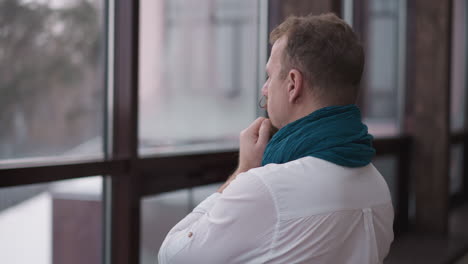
[158,156,393,264]
[252,156,394,263]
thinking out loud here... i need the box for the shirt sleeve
[158,172,277,264]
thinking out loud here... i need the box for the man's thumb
[258,119,272,145]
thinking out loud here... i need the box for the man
[158,13,393,264]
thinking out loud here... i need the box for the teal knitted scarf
[261,105,375,167]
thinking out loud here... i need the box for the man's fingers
[247,117,266,134]
[257,119,272,146]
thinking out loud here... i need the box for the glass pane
[451,0,467,132]
[140,184,218,264]
[373,156,397,207]
[359,0,405,137]
[0,0,106,161]
[139,0,261,155]
[450,144,464,195]
[0,176,103,264]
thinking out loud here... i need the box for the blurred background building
[0,0,466,263]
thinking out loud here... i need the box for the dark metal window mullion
[463,0,468,199]
[0,160,125,188]
[110,0,140,263]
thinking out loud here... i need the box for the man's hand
[218,117,272,193]
[238,117,272,173]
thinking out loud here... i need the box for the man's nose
[261,84,267,96]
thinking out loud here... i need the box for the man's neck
[286,100,331,126]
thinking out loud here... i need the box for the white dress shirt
[158,156,394,264]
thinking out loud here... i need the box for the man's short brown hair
[270,13,364,103]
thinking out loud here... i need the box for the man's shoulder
[245,157,392,219]
[249,156,368,184]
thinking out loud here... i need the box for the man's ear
[287,69,304,103]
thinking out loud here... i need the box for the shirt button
[188,232,193,238]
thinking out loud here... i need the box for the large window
[451,0,467,133]
[0,177,103,264]
[348,0,407,137]
[0,0,106,162]
[0,0,106,263]
[139,0,264,155]
[450,0,467,198]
